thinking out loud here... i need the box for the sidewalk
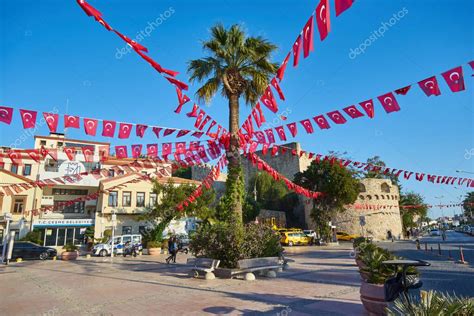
[0,244,366,315]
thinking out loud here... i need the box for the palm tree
[188,24,278,221]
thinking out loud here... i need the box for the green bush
[63,243,78,252]
[146,241,162,248]
[20,230,43,245]
[190,222,282,268]
[353,236,371,249]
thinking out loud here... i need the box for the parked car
[280,232,312,246]
[92,234,142,257]
[0,241,57,260]
[336,232,360,242]
[430,229,441,236]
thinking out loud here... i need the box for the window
[52,188,88,195]
[122,192,131,207]
[139,226,147,236]
[132,235,141,244]
[149,193,157,206]
[10,164,18,174]
[358,183,366,193]
[122,226,132,235]
[136,192,145,207]
[122,235,132,243]
[381,183,391,193]
[12,196,26,214]
[40,140,46,146]
[108,169,115,178]
[57,142,64,147]
[108,191,118,207]
[54,201,85,213]
[23,164,32,176]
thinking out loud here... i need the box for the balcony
[85,199,97,207]
[41,196,55,206]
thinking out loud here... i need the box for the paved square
[0,244,365,315]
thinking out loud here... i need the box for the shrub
[242,223,283,259]
[63,243,78,252]
[20,230,43,245]
[146,241,161,249]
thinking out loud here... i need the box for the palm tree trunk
[226,93,243,221]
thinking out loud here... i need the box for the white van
[92,234,142,257]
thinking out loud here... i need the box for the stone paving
[0,244,366,316]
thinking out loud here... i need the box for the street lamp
[434,195,445,220]
[111,211,116,258]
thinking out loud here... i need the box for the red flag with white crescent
[83,118,98,136]
[8,150,22,165]
[146,144,158,158]
[359,99,375,118]
[274,126,287,141]
[81,146,95,162]
[303,16,315,58]
[131,145,142,159]
[313,115,331,129]
[335,0,353,16]
[260,87,278,113]
[327,110,347,124]
[251,108,262,128]
[264,129,276,144]
[177,129,191,138]
[253,131,266,143]
[194,110,206,128]
[64,115,80,128]
[186,104,199,118]
[286,122,298,137]
[64,147,76,161]
[174,87,191,113]
[198,115,211,130]
[316,0,331,41]
[165,76,188,91]
[163,128,176,137]
[343,105,364,119]
[206,120,217,136]
[0,106,13,125]
[162,143,172,159]
[394,85,411,95]
[276,53,291,82]
[300,119,314,134]
[118,123,133,139]
[441,66,465,92]
[102,120,116,137]
[20,109,37,129]
[152,127,162,138]
[114,30,148,52]
[136,124,148,138]
[418,76,441,97]
[377,92,401,113]
[292,35,302,67]
[115,145,128,159]
[270,77,285,100]
[43,112,59,133]
[26,149,41,162]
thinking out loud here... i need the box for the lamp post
[111,211,116,258]
[1,213,12,264]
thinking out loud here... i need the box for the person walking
[166,236,178,264]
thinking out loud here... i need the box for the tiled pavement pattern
[0,244,366,315]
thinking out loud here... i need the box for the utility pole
[1,213,12,264]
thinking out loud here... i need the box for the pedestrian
[165,236,178,264]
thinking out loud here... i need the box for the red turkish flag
[83,118,98,136]
[260,87,278,113]
[254,131,267,143]
[194,110,205,128]
[152,127,162,138]
[146,144,158,158]
[262,143,269,155]
[418,76,441,97]
[192,131,204,138]
[26,149,41,162]
[300,119,314,133]
[264,129,276,143]
[81,146,95,163]
[276,53,291,82]
[0,106,13,125]
[8,150,22,165]
[343,105,364,119]
[316,0,331,41]
[136,124,148,138]
[64,147,76,161]
[114,30,147,52]
[377,92,401,113]
[134,49,178,77]
[42,113,58,133]
[102,120,116,137]
[286,122,298,137]
[115,146,128,159]
[131,145,142,158]
[165,76,188,91]
[162,143,172,159]
[327,110,347,124]
[186,104,199,118]
[175,142,187,154]
[251,108,261,128]
[174,87,191,113]
[395,85,411,95]
[249,141,259,153]
[303,16,315,58]
[177,130,191,138]
[271,145,279,156]
[441,66,465,92]
[335,0,353,16]
[163,128,176,137]
[359,99,375,118]
[118,123,133,139]
[20,109,37,129]
[468,61,474,76]
[292,35,302,67]
[206,120,217,135]
[271,77,285,100]
[198,115,211,130]
[64,115,80,128]
[313,115,331,129]
[256,103,266,123]
[274,126,287,141]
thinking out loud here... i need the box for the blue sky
[0,0,473,219]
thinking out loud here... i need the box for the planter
[360,281,387,316]
[61,251,78,261]
[147,248,161,256]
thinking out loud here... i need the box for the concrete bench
[187,258,220,280]
[237,257,281,281]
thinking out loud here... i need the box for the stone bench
[187,258,220,280]
[236,257,281,281]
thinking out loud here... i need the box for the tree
[172,166,192,179]
[188,24,278,223]
[140,179,216,243]
[364,156,401,188]
[294,159,360,242]
[399,192,428,231]
[462,192,474,220]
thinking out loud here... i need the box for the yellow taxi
[336,231,360,242]
[280,231,312,246]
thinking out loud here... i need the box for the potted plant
[147,241,162,256]
[61,243,79,261]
